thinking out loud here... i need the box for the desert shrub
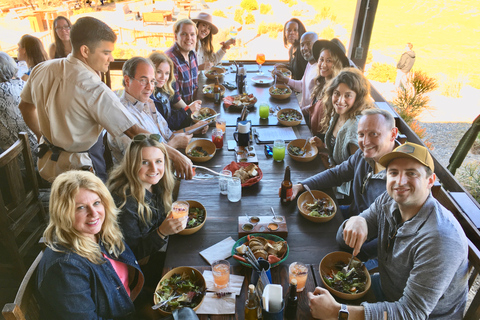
[292,10,303,16]
[260,3,272,14]
[234,8,244,25]
[469,74,480,90]
[212,10,226,18]
[457,161,480,203]
[441,80,463,98]
[315,6,337,22]
[240,0,258,11]
[73,6,95,14]
[409,120,433,150]
[366,62,396,83]
[245,12,255,24]
[366,51,373,65]
[204,0,217,2]
[319,27,335,41]
[280,0,297,6]
[258,21,283,36]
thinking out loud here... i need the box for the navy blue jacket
[37,241,144,319]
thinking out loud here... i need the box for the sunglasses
[264,145,273,158]
[360,171,373,195]
[132,134,162,143]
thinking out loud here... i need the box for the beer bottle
[280,166,293,203]
[244,284,260,320]
[214,77,222,104]
[285,278,298,319]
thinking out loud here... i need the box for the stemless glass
[171,201,189,228]
[216,117,226,133]
[273,139,285,162]
[259,103,270,119]
[212,259,230,289]
[256,53,265,75]
[289,262,309,292]
[219,170,232,195]
[227,177,242,202]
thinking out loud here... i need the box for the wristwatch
[338,304,349,320]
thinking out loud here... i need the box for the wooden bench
[142,11,166,26]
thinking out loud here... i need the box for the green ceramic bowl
[231,233,289,268]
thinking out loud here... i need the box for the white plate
[251,75,274,86]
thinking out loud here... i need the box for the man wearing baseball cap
[309,142,468,319]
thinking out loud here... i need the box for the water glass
[259,103,270,119]
[227,177,242,202]
[212,259,230,289]
[289,262,308,292]
[219,170,232,195]
[272,139,285,162]
[216,117,226,133]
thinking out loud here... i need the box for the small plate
[251,75,274,86]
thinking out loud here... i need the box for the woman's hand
[308,287,341,320]
[189,120,209,134]
[221,38,236,51]
[188,100,202,113]
[158,212,188,236]
[310,136,325,149]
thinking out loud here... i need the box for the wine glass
[256,53,265,75]
[229,28,238,40]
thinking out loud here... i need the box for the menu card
[199,237,236,265]
[195,271,244,314]
[254,127,297,144]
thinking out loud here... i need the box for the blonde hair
[148,51,175,98]
[107,137,175,226]
[310,48,345,103]
[43,171,125,264]
[320,68,373,130]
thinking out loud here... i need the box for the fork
[342,252,355,274]
[152,294,182,310]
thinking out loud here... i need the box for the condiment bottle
[280,166,293,203]
[214,77,222,104]
[245,284,260,320]
[238,67,245,95]
[284,278,298,319]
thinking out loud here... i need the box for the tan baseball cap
[378,142,434,172]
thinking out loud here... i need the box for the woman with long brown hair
[17,34,48,81]
[48,16,72,59]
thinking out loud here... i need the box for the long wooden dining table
[156,65,373,319]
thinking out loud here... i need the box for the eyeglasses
[386,226,397,253]
[360,171,373,195]
[132,134,162,143]
[55,26,71,31]
[131,77,157,87]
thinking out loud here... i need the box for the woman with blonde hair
[37,170,144,319]
[48,15,72,59]
[108,134,187,262]
[17,34,48,81]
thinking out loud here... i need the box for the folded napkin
[199,237,236,265]
[195,271,244,315]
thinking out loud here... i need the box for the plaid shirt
[165,43,198,104]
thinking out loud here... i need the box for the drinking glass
[259,103,270,119]
[272,139,285,162]
[171,201,189,228]
[219,170,232,195]
[289,262,308,292]
[212,128,224,149]
[227,177,242,202]
[229,29,238,40]
[212,259,230,289]
[216,117,226,133]
[256,53,265,75]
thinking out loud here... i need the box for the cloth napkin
[195,271,244,314]
[199,237,236,265]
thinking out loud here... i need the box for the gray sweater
[343,193,468,319]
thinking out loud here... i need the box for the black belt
[37,137,88,162]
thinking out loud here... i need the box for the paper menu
[254,127,298,144]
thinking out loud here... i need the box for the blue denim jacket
[37,241,144,319]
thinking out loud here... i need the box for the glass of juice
[171,200,189,220]
[216,117,226,133]
[212,128,224,149]
[273,139,285,162]
[212,259,230,289]
[259,103,270,119]
[256,53,265,75]
[289,262,308,292]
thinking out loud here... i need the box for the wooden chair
[2,251,43,320]
[0,132,48,279]
[465,239,480,320]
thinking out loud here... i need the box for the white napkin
[199,237,236,265]
[195,271,244,315]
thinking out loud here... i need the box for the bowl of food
[277,108,302,126]
[202,84,226,99]
[154,266,206,316]
[297,190,336,223]
[223,161,262,187]
[287,139,318,162]
[204,66,226,80]
[191,107,217,124]
[271,67,292,79]
[186,139,216,163]
[269,84,292,100]
[320,251,371,300]
[232,233,289,268]
[223,93,257,110]
[178,200,206,235]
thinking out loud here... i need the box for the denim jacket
[37,241,144,320]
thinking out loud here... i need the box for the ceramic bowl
[231,233,289,268]
[185,139,216,163]
[178,200,207,235]
[276,108,302,126]
[287,139,318,162]
[204,66,226,80]
[191,107,217,124]
[297,190,336,223]
[269,84,292,100]
[202,84,226,99]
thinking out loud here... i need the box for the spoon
[270,207,283,222]
[298,138,310,156]
[303,184,319,206]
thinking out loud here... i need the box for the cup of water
[227,177,242,202]
[219,170,232,195]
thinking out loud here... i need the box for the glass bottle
[244,284,260,320]
[280,166,293,203]
[214,77,222,104]
[285,278,298,319]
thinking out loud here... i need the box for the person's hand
[221,38,236,51]
[308,287,341,320]
[343,216,368,256]
[279,183,304,198]
[310,136,325,149]
[165,144,194,180]
[272,69,288,84]
[158,213,188,236]
[189,120,209,134]
[168,133,192,149]
[188,100,202,113]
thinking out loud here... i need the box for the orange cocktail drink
[289,262,308,292]
[212,260,230,289]
[171,201,189,219]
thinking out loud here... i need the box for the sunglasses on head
[132,134,162,143]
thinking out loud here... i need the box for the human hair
[173,18,197,35]
[18,34,48,69]
[321,68,373,130]
[52,16,72,58]
[148,51,175,97]
[310,48,345,103]
[122,56,155,87]
[0,51,18,82]
[361,108,395,131]
[283,18,306,48]
[195,21,214,63]
[107,137,175,226]
[70,17,117,53]
[407,43,413,50]
[43,171,125,264]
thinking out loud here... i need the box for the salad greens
[186,207,206,228]
[305,198,335,217]
[154,271,205,312]
[279,110,301,122]
[323,260,367,294]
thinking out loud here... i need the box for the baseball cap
[378,142,434,172]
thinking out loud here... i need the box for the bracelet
[157,229,168,239]
[184,105,189,111]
